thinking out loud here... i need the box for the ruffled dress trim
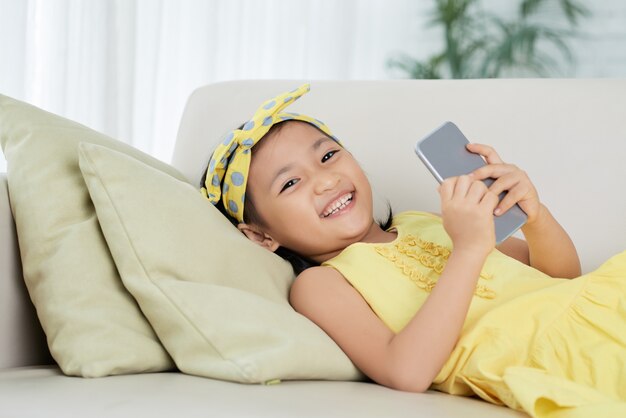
[375,233,496,299]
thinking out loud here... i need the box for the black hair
[200,121,394,275]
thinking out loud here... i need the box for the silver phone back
[415,121,527,244]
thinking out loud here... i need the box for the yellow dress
[322,211,626,417]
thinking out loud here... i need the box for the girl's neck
[360,221,398,245]
[312,221,398,264]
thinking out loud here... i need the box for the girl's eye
[280,178,299,193]
[322,150,340,163]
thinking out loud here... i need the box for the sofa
[1,79,625,417]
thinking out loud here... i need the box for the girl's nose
[314,172,340,194]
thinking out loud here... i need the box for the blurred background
[1,0,625,171]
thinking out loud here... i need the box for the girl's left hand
[466,143,541,225]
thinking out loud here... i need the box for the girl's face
[240,121,376,262]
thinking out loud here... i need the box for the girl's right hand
[438,175,499,258]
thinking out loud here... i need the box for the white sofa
[2,79,625,417]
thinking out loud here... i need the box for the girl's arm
[519,204,581,278]
[468,143,581,278]
[291,175,499,392]
[291,248,488,393]
[386,246,488,391]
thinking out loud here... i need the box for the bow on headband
[201,83,341,222]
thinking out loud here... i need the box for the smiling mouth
[321,192,354,218]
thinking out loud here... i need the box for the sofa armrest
[0,173,52,369]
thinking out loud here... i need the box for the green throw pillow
[78,142,364,383]
[0,94,175,376]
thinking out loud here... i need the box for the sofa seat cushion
[0,366,526,418]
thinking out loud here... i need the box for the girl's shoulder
[289,266,347,306]
[294,265,340,282]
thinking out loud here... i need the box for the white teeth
[322,193,353,218]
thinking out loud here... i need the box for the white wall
[571,3,626,77]
[1,0,625,173]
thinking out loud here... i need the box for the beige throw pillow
[0,94,175,376]
[78,142,364,383]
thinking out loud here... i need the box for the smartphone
[415,121,527,244]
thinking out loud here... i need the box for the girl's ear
[237,223,280,252]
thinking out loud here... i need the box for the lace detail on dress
[375,233,496,299]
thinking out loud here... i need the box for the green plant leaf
[387,0,589,79]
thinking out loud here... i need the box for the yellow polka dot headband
[201,83,341,223]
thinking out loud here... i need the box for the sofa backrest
[2,79,626,370]
[173,79,626,272]
[0,174,52,369]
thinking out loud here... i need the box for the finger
[470,164,516,181]
[439,177,456,201]
[481,190,500,211]
[494,187,527,216]
[466,143,504,164]
[487,172,521,197]
[452,175,472,199]
[466,180,489,203]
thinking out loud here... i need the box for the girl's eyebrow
[269,137,334,189]
[311,136,333,150]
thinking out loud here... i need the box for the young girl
[201,84,626,417]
